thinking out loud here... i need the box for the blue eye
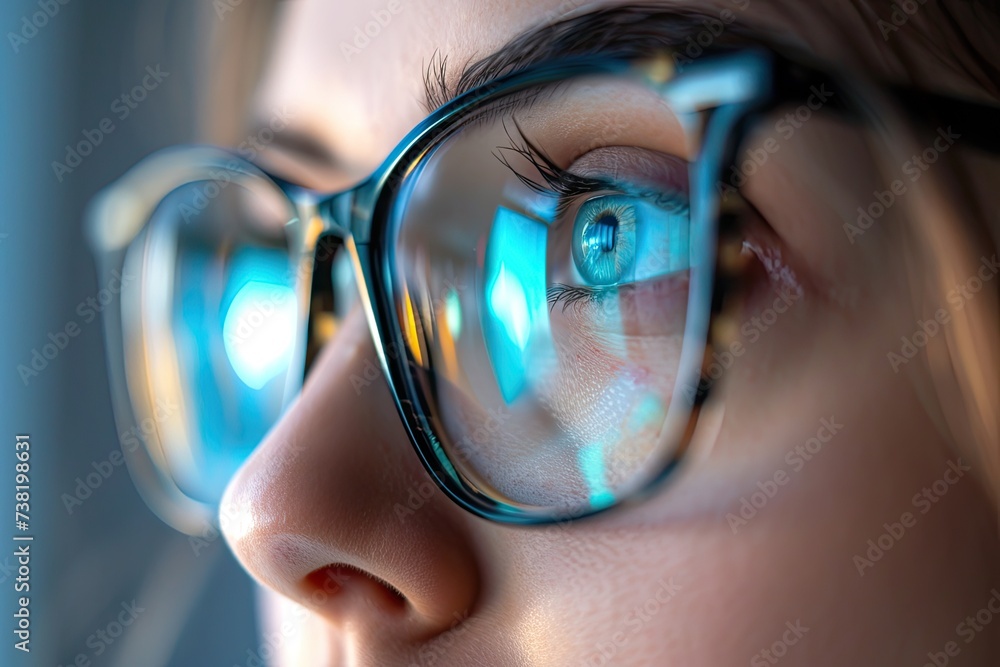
[571,194,690,286]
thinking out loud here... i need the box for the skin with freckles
[217,1,1000,664]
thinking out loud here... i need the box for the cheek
[541,317,678,431]
[480,404,990,666]
[538,269,689,436]
[483,519,794,666]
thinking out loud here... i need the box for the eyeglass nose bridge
[311,187,354,239]
[285,186,351,375]
[298,169,386,241]
[290,178,400,385]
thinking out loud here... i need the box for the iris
[571,194,690,286]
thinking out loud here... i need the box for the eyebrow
[422,3,763,113]
[255,3,765,174]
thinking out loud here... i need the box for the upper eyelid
[493,122,610,216]
[494,124,691,220]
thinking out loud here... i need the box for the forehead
[254,0,533,177]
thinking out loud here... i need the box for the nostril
[303,564,408,613]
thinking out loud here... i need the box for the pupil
[592,214,618,252]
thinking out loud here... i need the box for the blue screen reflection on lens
[481,207,549,404]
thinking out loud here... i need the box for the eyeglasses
[87,45,1000,531]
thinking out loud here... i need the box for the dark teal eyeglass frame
[88,45,1000,531]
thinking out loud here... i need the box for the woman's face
[219,1,1000,664]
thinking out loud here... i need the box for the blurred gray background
[1,1,260,665]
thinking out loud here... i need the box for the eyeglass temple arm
[887,87,1000,155]
[760,49,1000,155]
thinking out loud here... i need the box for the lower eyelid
[551,272,691,339]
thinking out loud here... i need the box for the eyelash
[546,283,618,311]
[493,121,611,217]
[492,121,689,213]
[493,123,613,311]
[493,122,690,313]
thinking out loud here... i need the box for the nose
[220,306,481,639]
